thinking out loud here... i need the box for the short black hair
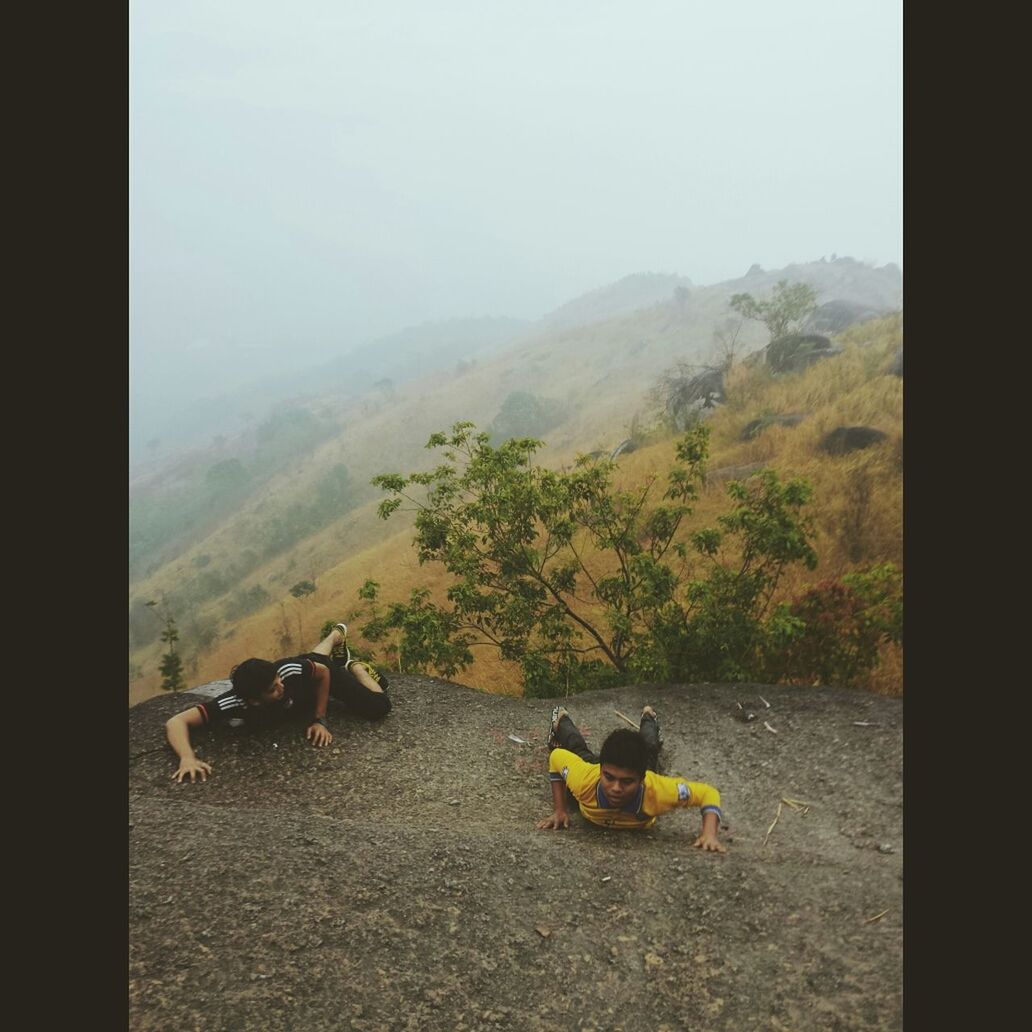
[230,658,277,701]
[599,728,648,778]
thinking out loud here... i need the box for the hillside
[129,258,902,705]
[130,675,902,1030]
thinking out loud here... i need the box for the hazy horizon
[130,0,902,457]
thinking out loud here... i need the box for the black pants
[303,653,392,720]
[555,712,660,772]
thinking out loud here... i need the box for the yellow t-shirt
[548,747,723,830]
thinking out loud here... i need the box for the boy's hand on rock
[306,723,333,747]
[692,832,727,854]
[536,811,570,831]
[172,759,212,784]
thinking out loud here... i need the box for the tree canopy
[369,422,851,695]
[729,280,818,342]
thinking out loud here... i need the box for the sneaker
[641,705,661,739]
[547,705,567,750]
[330,623,351,665]
[346,656,387,690]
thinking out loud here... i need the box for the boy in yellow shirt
[536,705,726,852]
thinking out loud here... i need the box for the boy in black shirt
[165,624,390,783]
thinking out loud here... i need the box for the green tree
[729,280,818,342]
[488,391,568,444]
[290,579,317,599]
[760,562,902,687]
[372,421,819,694]
[158,611,185,691]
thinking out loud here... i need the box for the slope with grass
[130,259,902,705]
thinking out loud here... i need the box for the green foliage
[314,582,456,674]
[290,579,317,599]
[488,391,568,444]
[372,421,827,693]
[254,463,358,560]
[842,562,903,646]
[760,563,902,687]
[129,407,334,582]
[252,408,328,473]
[663,471,818,682]
[159,612,185,691]
[362,585,474,678]
[223,584,271,621]
[730,280,818,342]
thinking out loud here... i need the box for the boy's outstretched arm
[693,809,726,853]
[535,777,571,831]
[305,663,333,747]
[165,708,213,784]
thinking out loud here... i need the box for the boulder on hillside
[804,299,884,334]
[740,413,807,441]
[819,425,888,455]
[766,334,840,374]
[688,366,726,406]
[610,438,638,459]
[661,366,726,432]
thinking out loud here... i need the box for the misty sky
[130,0,901,441]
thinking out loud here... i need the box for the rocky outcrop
[740,413,807,441]
[766,334,841,374]
[609,439,638,459]
[130,675,902,1031]
[819,426,888,455]
[805,299,885,334]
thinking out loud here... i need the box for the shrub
[761,562,902,687]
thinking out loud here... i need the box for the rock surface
[819,426,889,456]
[130,676,902,1031]
[740,413,807,441]
[805,300,886,335]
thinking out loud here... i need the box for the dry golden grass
[130,312,903,705]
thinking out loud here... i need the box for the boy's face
[599,763,643,806]
[248,675,285,707]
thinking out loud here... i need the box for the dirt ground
[129,675,902,1031]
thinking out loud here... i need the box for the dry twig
[863,909,890,925]
[781,797,812,816]
[763,801,784,846]
[614,709,641,731]
[764,721,778,734]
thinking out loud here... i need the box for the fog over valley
[130,1,901,469]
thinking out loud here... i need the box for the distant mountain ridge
[537,272,692,331]
[131,258,900,478]
[339,315,531,387]
[129,256,902,701]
